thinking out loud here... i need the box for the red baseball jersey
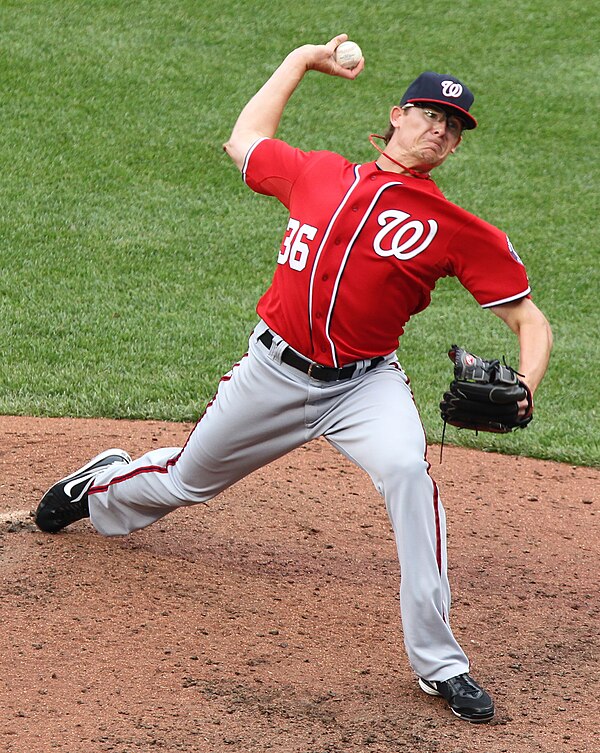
[243,138,530,367]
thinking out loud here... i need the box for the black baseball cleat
[35,449,131,533]
[419,673,495,723]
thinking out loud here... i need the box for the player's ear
[450,134,463,153]
[389,105,404,128]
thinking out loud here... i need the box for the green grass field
[0,0,598,466]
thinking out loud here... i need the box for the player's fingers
[306,35,364,79]
[326,33,349,52]
[328,55,365,80]
[322,35,365,80]
[342,55,365,79]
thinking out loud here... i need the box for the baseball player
[36,34,552,722]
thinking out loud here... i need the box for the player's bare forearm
[223,51,309,169]
[223,34,364,170]
[516,319,553,396]
[491,298,553,396]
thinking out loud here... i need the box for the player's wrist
[284,46,315,74]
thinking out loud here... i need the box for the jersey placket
[309,228,353,365]
[309,171,404,366]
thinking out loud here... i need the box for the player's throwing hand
[298,34,365,79]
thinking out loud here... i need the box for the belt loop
[352,359,367,377]
[267,330,287,365]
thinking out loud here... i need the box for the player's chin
[417,145,447,163]
[416,152,447,170]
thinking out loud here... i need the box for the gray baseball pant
[88,320,470,681]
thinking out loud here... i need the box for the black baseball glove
[440,345,533,433]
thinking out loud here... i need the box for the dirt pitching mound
[0,416,598,753]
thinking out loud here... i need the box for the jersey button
[322,274,329,281]
[334,238,341,245]
[370,175,377,181]
[351,205,358,212]
[315,312,322,319]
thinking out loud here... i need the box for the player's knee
[373,452,429,494]
[168,473,220,506]
[173,485,217,506]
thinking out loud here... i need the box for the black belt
[258,331,384,382]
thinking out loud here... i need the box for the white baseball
[334,41,362,70]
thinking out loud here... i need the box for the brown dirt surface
[0,415,598,753]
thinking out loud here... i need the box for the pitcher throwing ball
[36,34,552,722]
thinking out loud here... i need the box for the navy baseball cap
[400,71,477,129]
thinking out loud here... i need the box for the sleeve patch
[507,236,524,265]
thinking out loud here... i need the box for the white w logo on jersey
[373,210,438,260]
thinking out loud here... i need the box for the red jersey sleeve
[242,138,314,210]
[449,215,531,307]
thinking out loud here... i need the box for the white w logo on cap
[441,80,463,98]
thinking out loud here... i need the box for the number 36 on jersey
[278,211,439,272]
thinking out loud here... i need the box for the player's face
[388,104,463,169]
